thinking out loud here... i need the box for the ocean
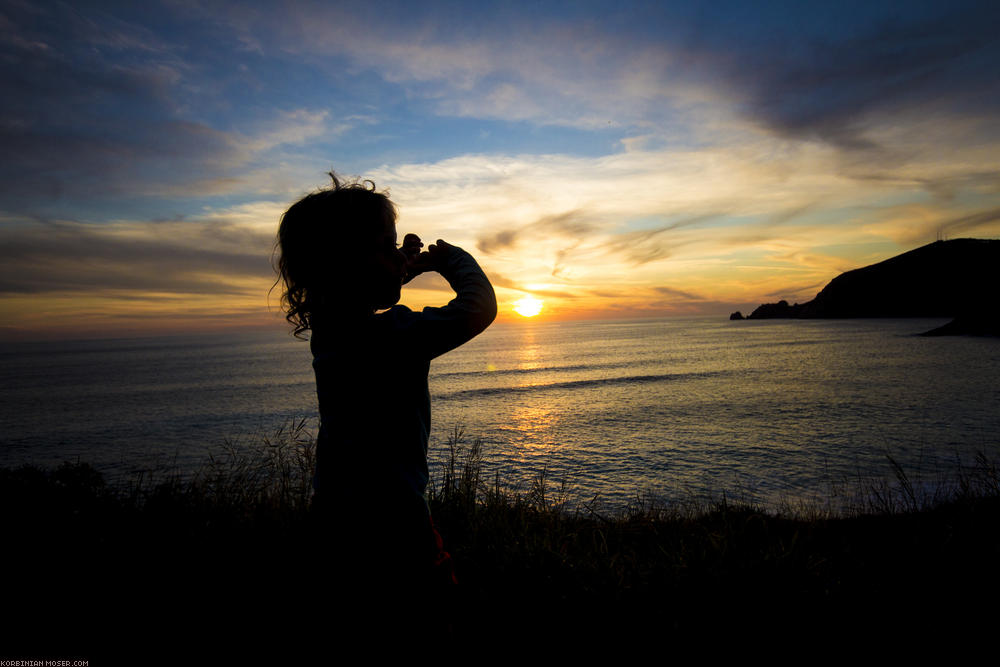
[2,317,998,511]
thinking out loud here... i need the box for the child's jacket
[309,245,497,522]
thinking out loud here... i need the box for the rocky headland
[741,238,999,335]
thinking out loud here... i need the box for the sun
[513,296,543,317]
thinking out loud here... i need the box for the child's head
[276,173,401,337]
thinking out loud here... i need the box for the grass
[3,423,999,654]
[425,430,1000,637]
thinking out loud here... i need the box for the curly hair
[275,172,397,338]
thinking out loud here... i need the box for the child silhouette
[276,173,496,613]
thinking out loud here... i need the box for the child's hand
[401,233,423,260]
[426,239,456,264]
[401,233,426,284]
[403,238,455,283]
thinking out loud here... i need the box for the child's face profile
[363,222,407,310]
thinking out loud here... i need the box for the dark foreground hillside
[4,443,999,659]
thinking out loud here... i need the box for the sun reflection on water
[515,327,542,372]
[499,401,562,463]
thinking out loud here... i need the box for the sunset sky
[2,0,999,340]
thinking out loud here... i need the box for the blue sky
[2,0,999,339]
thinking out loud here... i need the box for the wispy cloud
[0,203,281,297]
[0,2,355,212]
[219,1,1000,151]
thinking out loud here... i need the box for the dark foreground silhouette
[4,457,999,657]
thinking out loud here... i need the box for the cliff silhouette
[745,238,1000,334]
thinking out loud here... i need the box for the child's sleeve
[399,245,497,360]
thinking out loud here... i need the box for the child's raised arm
[395,236,497,360]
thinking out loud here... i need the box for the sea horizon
[2,316,997,512]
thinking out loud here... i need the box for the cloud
[651,286,705,302]
[477,229,520,255]
[0,3,349,211]
[579,2,1000,154]
[205,1,709,131]
[0,208,280,297]
[477,210,594,256]
[762,281,828,302]
[556,283,743,319]
[487,272,577,299]
[863,204,1000,245]
[239,110,330,151]
[602,213,723,266]
[219,1,1000,155]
